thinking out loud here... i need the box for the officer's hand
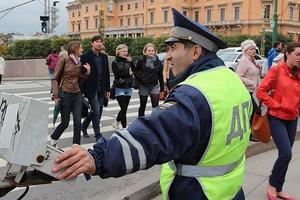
[52,144,96,180]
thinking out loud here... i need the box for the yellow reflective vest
[160,67,252,200]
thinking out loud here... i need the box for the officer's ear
[192,45,203,61]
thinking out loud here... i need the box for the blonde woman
[111,44,134,129]
[134,43,164,116]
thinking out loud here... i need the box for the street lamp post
[261,5,266,57]
[272,0,278,46]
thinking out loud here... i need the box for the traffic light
[41,22,47,33]
[40,16,49,34]
[51,1,59,32]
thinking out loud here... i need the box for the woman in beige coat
[237,39,262,141]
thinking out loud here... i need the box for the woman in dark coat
[134,43,164,116]
[111,44,134,129]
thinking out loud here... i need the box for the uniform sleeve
[256,66,280,109]
[88,87,203,178]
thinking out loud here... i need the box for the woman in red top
[256,42,300,200]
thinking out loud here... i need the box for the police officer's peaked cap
[165,8,228,52]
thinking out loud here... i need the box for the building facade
[67,0,300,41]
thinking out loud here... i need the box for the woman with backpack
[46,49,59,79]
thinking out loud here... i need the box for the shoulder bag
[252,67,280,143]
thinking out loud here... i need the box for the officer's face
[166,42,197,77]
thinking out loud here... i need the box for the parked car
[218,52,267,72]
[217,47,261,57]
[272,53,284,66]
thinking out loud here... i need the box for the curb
[3,77,50,81]
[109,132,300,200]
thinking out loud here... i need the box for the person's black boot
[82,128,90,138]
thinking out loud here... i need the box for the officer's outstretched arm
[53,86,204,179]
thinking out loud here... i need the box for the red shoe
[277,194,295,200]
[267,190,277,200]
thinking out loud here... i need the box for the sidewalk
[109,134,300,200]
[244,139,300,199]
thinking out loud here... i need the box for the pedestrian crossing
[0,85,156,167]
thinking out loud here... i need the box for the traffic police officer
[53,8,252,200]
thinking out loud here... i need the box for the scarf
[145,56,157,69]
[70,54,80,65]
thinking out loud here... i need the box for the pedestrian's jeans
[268,115,298,192]
[82,92,104,141]
[51,91,82,144]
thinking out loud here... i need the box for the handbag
[81,96,90,118]
[58,78,64,99]
[252,103,271,143]
[133,78,140,89]
[252,67,280,143]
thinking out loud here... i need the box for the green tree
[153,36,168,53]
[129,37,153,56]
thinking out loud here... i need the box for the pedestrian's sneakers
[48,135,58,148]
[112,120,120,130]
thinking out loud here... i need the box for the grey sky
[0,0,68,35]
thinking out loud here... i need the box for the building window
[95,5,98,11]
[150,0,154,2]
[220,8,225,21]
[183,10,187,16]
[85,6,88,12]
[289,5,294,21]
[194,10,199,22]
[72,23,75,32]
[206,9,212,22]
[78,23,80,32]
[127,4,130,10]
[150,12,154,24]
[299,8,300,21]
[78,11,80,17]
[95,18,98,29]
[163,10,168,23]
[85,19,89,29]
[135,2,138,9]
[72,12,74,18]
[120,18,123,26]
[264,5,271,19]
[120,5,123,11]
[135,17,138,26]
[234,6,240,21]
[127,18,131,26]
